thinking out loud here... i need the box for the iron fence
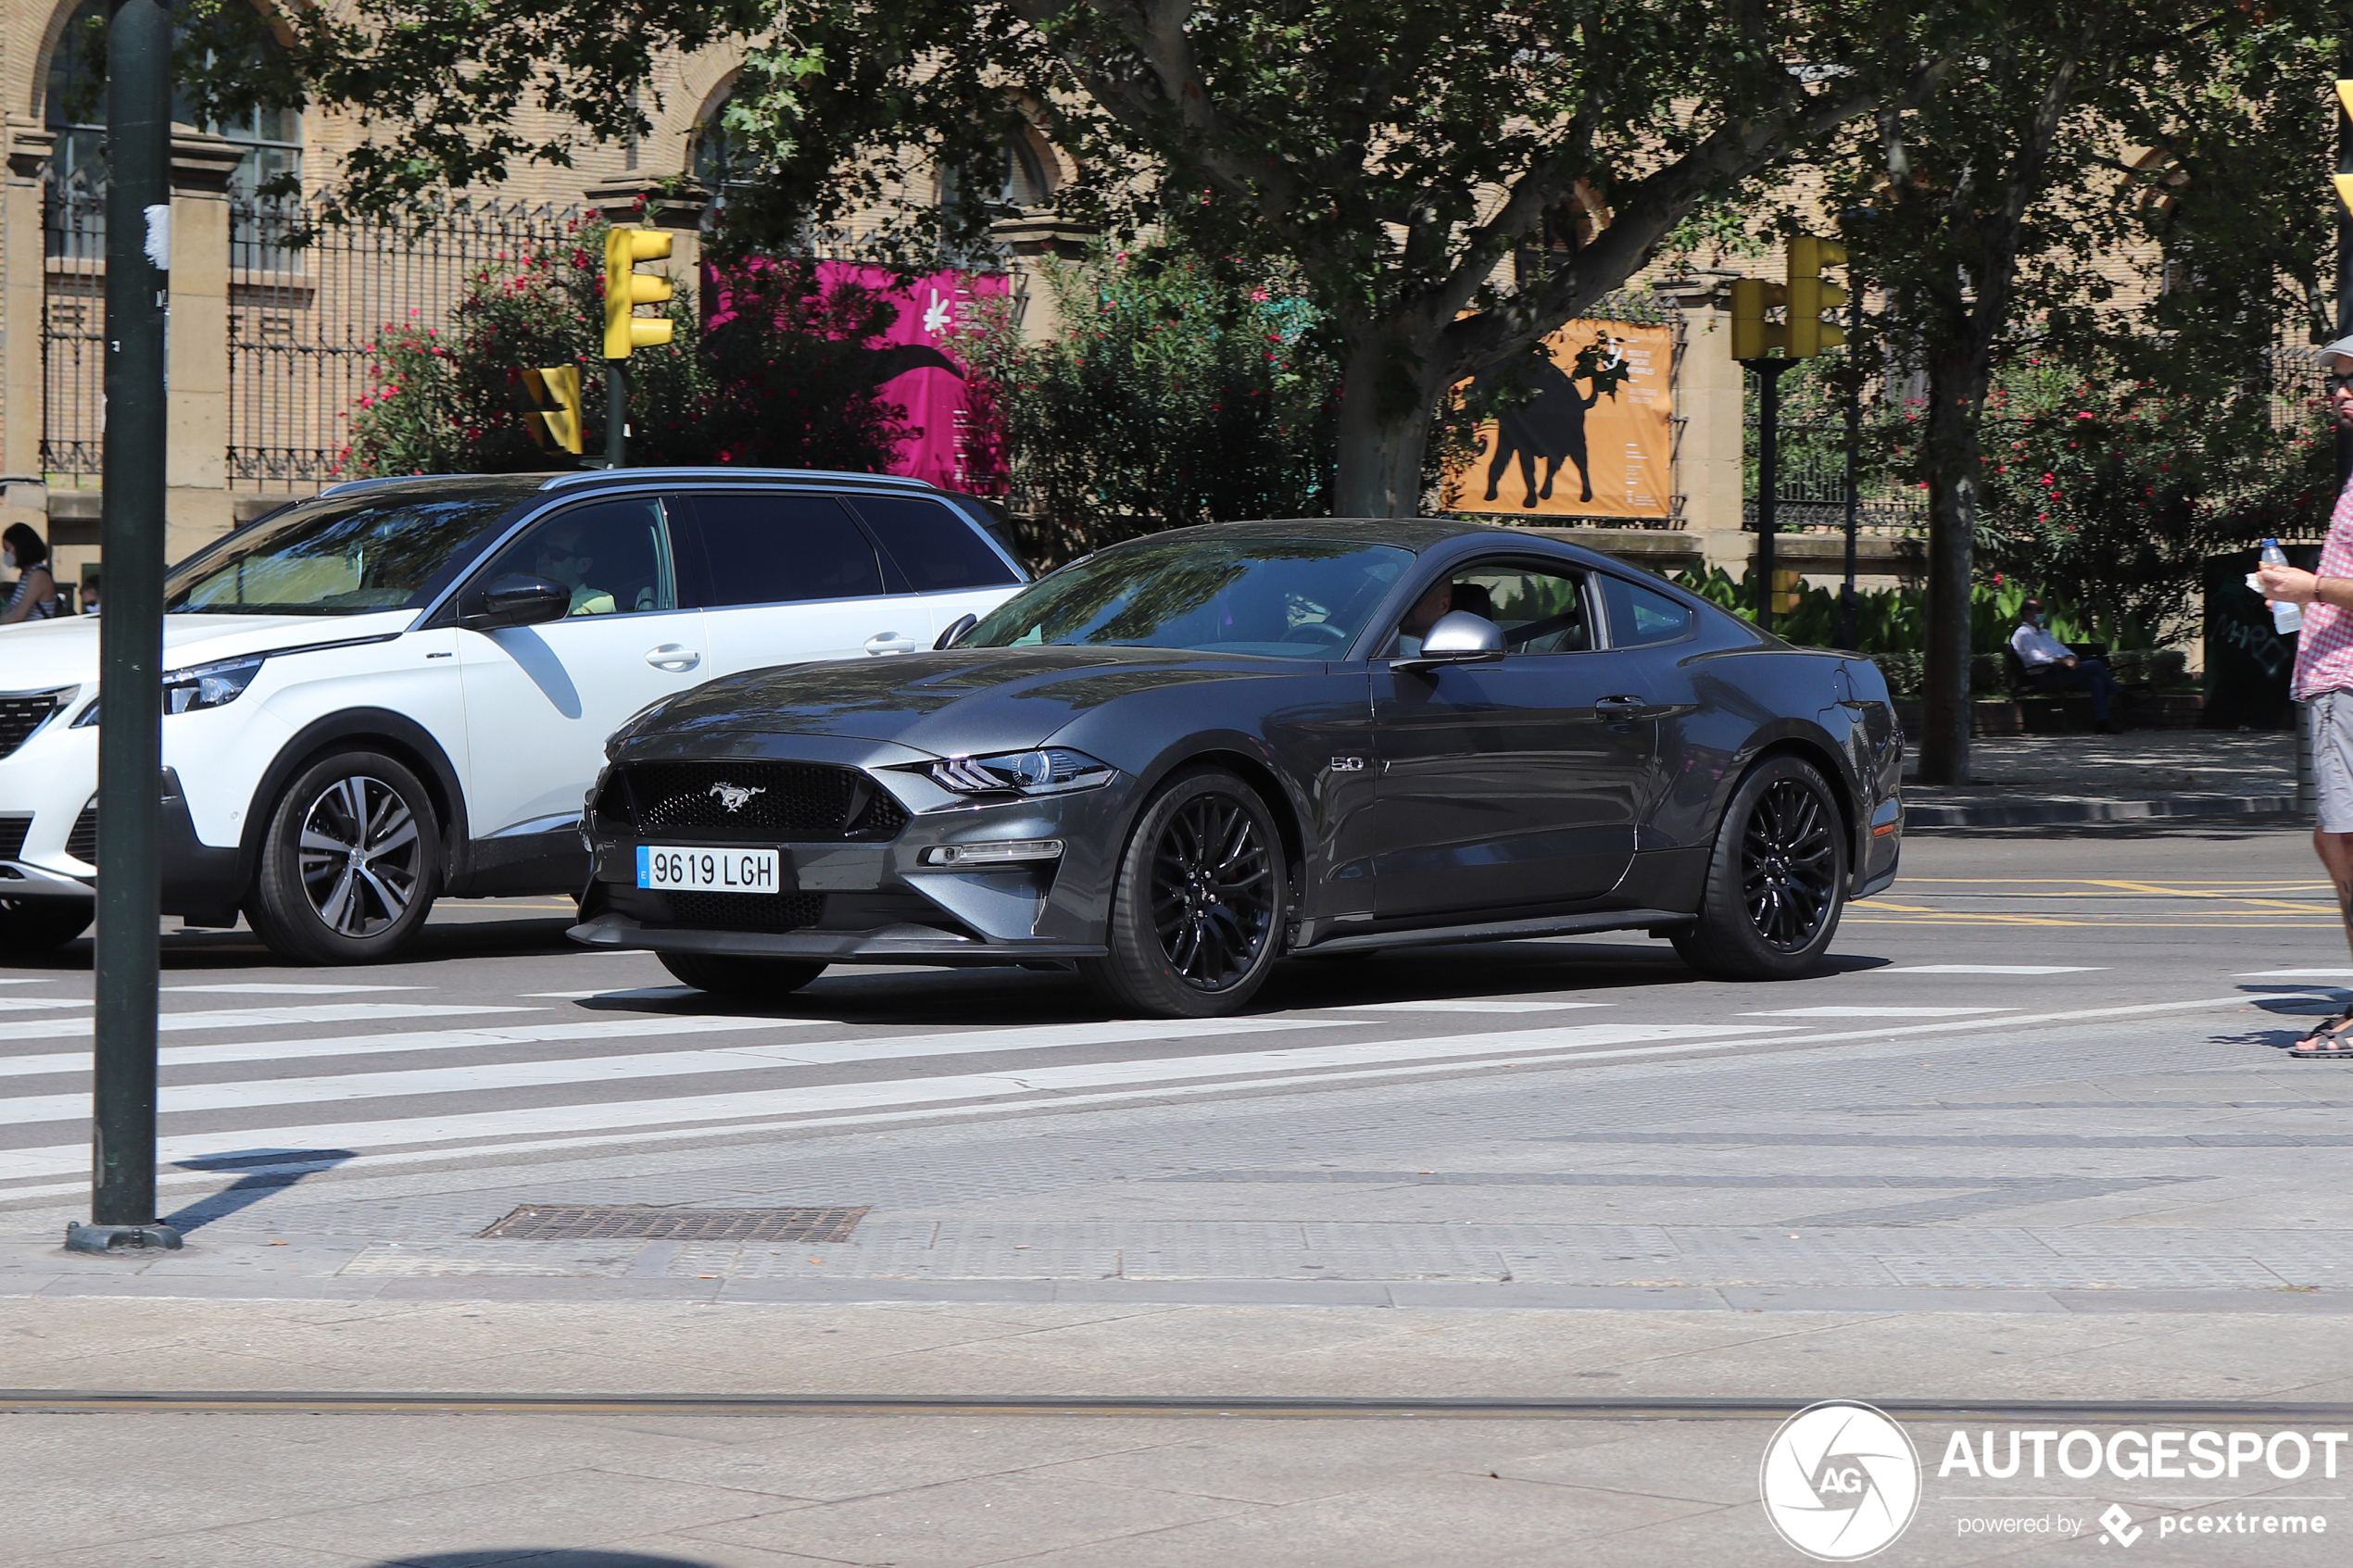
[38,164,106,485]
[226,195,578,491]
[1743,366,1927,536]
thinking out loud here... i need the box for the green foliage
[956,245,1339,566]
[340,218,910,478]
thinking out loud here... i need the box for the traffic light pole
[606,362,628,469]
[1746,358,1798,633]
[67,0,181,1256]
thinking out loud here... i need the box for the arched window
[41,0,301,199]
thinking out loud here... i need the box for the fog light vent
[921,838,1063,867]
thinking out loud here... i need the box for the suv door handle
[645,644,701,671]
[864,633,922,655]
[1593,695,1647,718]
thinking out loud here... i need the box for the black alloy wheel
[1743,777,1840,952]
[1084,769,1288,1017]
[247,749,442,964]
[1671,754,1848,981]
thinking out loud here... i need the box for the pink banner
[820,262,1006,493]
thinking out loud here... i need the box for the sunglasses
[2331,373,2353,392]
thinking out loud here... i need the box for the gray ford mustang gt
[570,518,1903,1016]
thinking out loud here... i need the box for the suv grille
[663,890,826,933]
[67,800,96,864]
[0,816,29,862]
[0,693,66,760]
[603,762,908,842]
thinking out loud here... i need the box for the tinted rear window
[678,492,885,607]
[847,495,1019,592]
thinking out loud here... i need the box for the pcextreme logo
[1759,1400,1923,1561]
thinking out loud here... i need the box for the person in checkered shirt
[2257,333,2353,1058]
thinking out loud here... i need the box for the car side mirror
[462,573,571,631]
[935,612,978,650]
[1393,609,1505,672]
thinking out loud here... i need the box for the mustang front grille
[602,761,908,842]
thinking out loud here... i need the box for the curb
[1904,794,2300,827]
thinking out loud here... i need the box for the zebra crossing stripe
[0,1002,539,1043]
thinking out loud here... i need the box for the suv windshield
[963,536,1412,658]
[165,492,524,616]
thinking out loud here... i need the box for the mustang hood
[619,646,1314,759]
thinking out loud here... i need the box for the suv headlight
[73,655,268,728]
[928,747,1116,797]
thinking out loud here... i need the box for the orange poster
[1442,320,1674,521]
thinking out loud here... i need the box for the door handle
[864,633,922,655]
[1593,695,1647,719]
[645,645,701,671]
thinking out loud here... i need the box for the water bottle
[2262,539,2304,633]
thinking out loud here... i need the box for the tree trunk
[1331,330,1443,518]
[1917,349,1991,786]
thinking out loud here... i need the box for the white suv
[0,469,1026,962]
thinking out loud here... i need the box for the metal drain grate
[475,1205,868,1243]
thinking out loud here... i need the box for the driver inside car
[1390,579,1453,658]
[534,522,618,617]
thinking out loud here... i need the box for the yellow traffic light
[1786,235,1848,358]
[603,228,675,359]
[521,365,585,455]
[1730,277,1788,361]
[1771,568,1804,616]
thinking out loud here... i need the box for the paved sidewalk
[1906,732,2297,825]
[6,1297,2351,1567]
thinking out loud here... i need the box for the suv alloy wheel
[246,748,443,964]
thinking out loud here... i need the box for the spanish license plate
[635,846,781,894]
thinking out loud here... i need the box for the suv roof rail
[537,467,939,493]
[315,473,471,499]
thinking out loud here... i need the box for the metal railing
[225,195,578,490]
[38,164,107,485]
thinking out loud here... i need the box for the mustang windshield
[963,537,1412,658]
[165,491,526,615]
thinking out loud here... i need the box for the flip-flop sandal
[2289,1008,2353,1061]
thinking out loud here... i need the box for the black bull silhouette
[1472,356,1610,508]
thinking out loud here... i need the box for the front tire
[0,899,90,950]
[1081,768,1288,1018]
[246,749,442,965]
[1671,754,1847,981]
[659,951,825,998]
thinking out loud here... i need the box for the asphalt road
[0,818,2347,1307]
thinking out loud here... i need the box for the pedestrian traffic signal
[1730,277,1788,361]
[603,228,675,359]
[521,365,585,455]
[1785,236,1847,358]
[2335,82,2353,216]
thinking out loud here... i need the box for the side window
[1600,574,1695,647]
[846,495,1020,591]
[1385,561,1588,657]
[678,492,886,608]
[479,497,673,618]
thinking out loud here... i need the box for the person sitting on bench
[2010,596,2122,733]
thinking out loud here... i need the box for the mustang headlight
[929,747,1116,797]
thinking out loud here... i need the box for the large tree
[188,1,1969,516]
[1816,3,2332,784]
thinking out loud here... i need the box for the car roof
[1116,515,1632,560]
[314,468,943,503]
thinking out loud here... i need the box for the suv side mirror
[935,613,978,650]
[462,573,571,631]
[1393,610,1505,671]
